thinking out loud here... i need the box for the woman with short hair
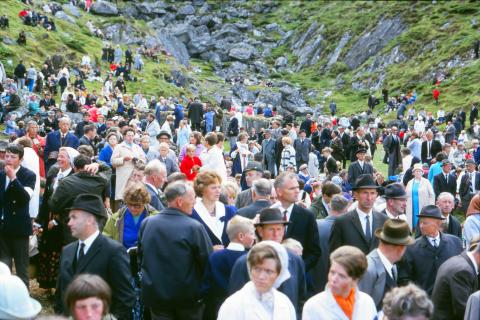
[303,246,377,320]
[381,283,433,320]
[217,241,296,320]
[191,170,237,249]
[65,274,114,320]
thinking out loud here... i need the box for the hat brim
[374,229,415,246]
[352,185,380,190]
[67,207,108,219]
[416,214,446,220]
[254,220,291,227]
[382,195,408,199]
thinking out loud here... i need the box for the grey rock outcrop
[344,16,406,69]
[91,1,118,16]
[292,23,325,71]
[177,4,195,18]
[156,31,190,66]
[232,84,258,103]
[54,11,76,24]
[62,3,81,18]
[103,23,142,45]
[228,45,255,61]
[326,31,351,70]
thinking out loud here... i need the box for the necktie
[427,141,431,158]
[283,210,288,222]
[365,215,372,243]
[470,173,474,193]
[432,239,437,248]
[392,266,397,282]
[445,175,448,184]
[78,242,85,261]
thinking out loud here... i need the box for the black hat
[375,219,414,246]
[352,174,379,190]
[68,194,108,219]
[441,159,452,167]
[156,131,172,139]
[355,148,367,155]
[465,159,476,166]
[417,205,445,220]
[383,183,407,199]
[254,208,290,226]
[244,161,263,173]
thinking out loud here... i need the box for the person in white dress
[200,132,227,182]
[217,241,296,320]
[302,246,377,320]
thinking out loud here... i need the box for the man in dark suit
[187,98,204,132]
[293,130,311,167]
[261,130,277,175]
[237,178,271,219]
[44,117,79,172]
[229,208,306,314]
[433,160,457,199]
[0,144,36,288]
[309,181,342,219]
[322,147,338,175]
[383,126,402,177]
[39,91,55,109]
[381,183,408,221]
[300,113,312,137]
[431,247,480,320]
[234,162,263,208]
[397,205,463,296]
[78,124,98,155]
[74,112,93,138]
[347,148,374,186]
[55,194,135,319]
[349,127,369,162]
[459,159,480,213]
[469,103,478,127]
[358,219,414,309]
[339,126,350,168]
[365,126,377,159]
[226,110,239,149]
[329,174,388,255]
[436,192,462,239]
[272,172,321,272]
[421,131,442,164]
[144,159,167,211]
[139,182,212,319]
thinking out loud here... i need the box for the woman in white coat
[405,163,435,231]
[217,241,296,320]
[302,246,377,320]
[111,128,146,201]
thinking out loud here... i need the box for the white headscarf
[246,241,291,289]
[59,146,80,167]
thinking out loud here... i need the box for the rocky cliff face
[83,0,478,116]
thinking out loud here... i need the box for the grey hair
[26,120,38,130]
[382,284,433,320]
[330,194,349,213]
[437,192,454,203]
[144,159,166,176]
[164,181,192,202]
[253,178,273,197]
[274,172,297,189]
[58,117,71,125]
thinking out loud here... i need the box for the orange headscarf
[333,287,356,320]
[466,194,480,217]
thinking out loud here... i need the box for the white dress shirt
[466,251,479,275]
[426,233,441,248]
[271,202,294,222]
[376,248,395,279]
[227,242,245,252]
[357,208,373,236]
[78,229,100,258]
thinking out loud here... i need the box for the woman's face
[127,202,144,216]
[124,131,134,144]
[108,135,118,147]
[28,124,38,136]
[414,169,423,179]
[202,181,221,202]
[328,261,355,297]
[72,297,104,320]
[57,150,70,170]
[251,258,279,294]
[189,134,196,144]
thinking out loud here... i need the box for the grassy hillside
[240,0,480,118]
[0,0,224,102]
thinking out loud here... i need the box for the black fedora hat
[383,183,407,199]
[156,131,172,139]
[417,205,445,220]
[375,219,414,246]
[244,161,263,173]
[355,148,367,155]
[352,174,379,190]
[254,208,290,226]
[68,194,108,219]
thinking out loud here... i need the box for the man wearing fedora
[459,159,480,213]
[55,194,135,319]
[229,207,306,314]
[329,174,388,255]
[433,159,457,199]
[261,129,276,175]
[358,219,414,309]
[234,161,264,209]
[397,205,463,296]
[347,148,374,186]
[434,192,462,239]
[381,183,408,222]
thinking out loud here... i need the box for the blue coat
[44,130,79,162]
[0,166,36,237]
[191,204,236,246]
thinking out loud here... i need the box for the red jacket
[180,156,202,181]
[433,89,440,99]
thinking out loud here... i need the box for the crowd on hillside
[1,1,480,320]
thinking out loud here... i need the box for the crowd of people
[1,1,480,320]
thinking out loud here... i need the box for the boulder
[156,30,190,66]
[54,11,76,24]
[325,31,350,70]
[235,21,253,31]
[187,34,214,56]
[275,56,288,68]
[91,1,118,16]
[103,23,142,44]
[253,60,269,75]
[228,44,255,61]
[255,90,282,107]
[232,84,258,103]
[265,23,279,32]
[62,3,81,18]
[2,36,15,45]
[51,55,65,69]
[344,16,406,69]
[217,61,249,80]
[146,18,166,29]
[170,23,196,44]
[199,15,221,29]
[135,2,168,16]
[177,4,195,18]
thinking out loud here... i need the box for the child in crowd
[180,144,202,181]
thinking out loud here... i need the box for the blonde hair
[222,181,240,199]
[282,238,303,253]
[282,136,292,145]
[186,144,196,152]
[194,170,222,197]
[226,215,254,241]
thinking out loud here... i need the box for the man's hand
[4,165,16,181]
[124,155,132,161]
[213,245,224,251]
[84,163,100,175]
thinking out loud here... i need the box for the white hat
[0,275,42,319]
[0,262,10,276]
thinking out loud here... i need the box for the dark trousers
[0,234,29,288]
[191,122,201,132]
[150,304,204,320]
